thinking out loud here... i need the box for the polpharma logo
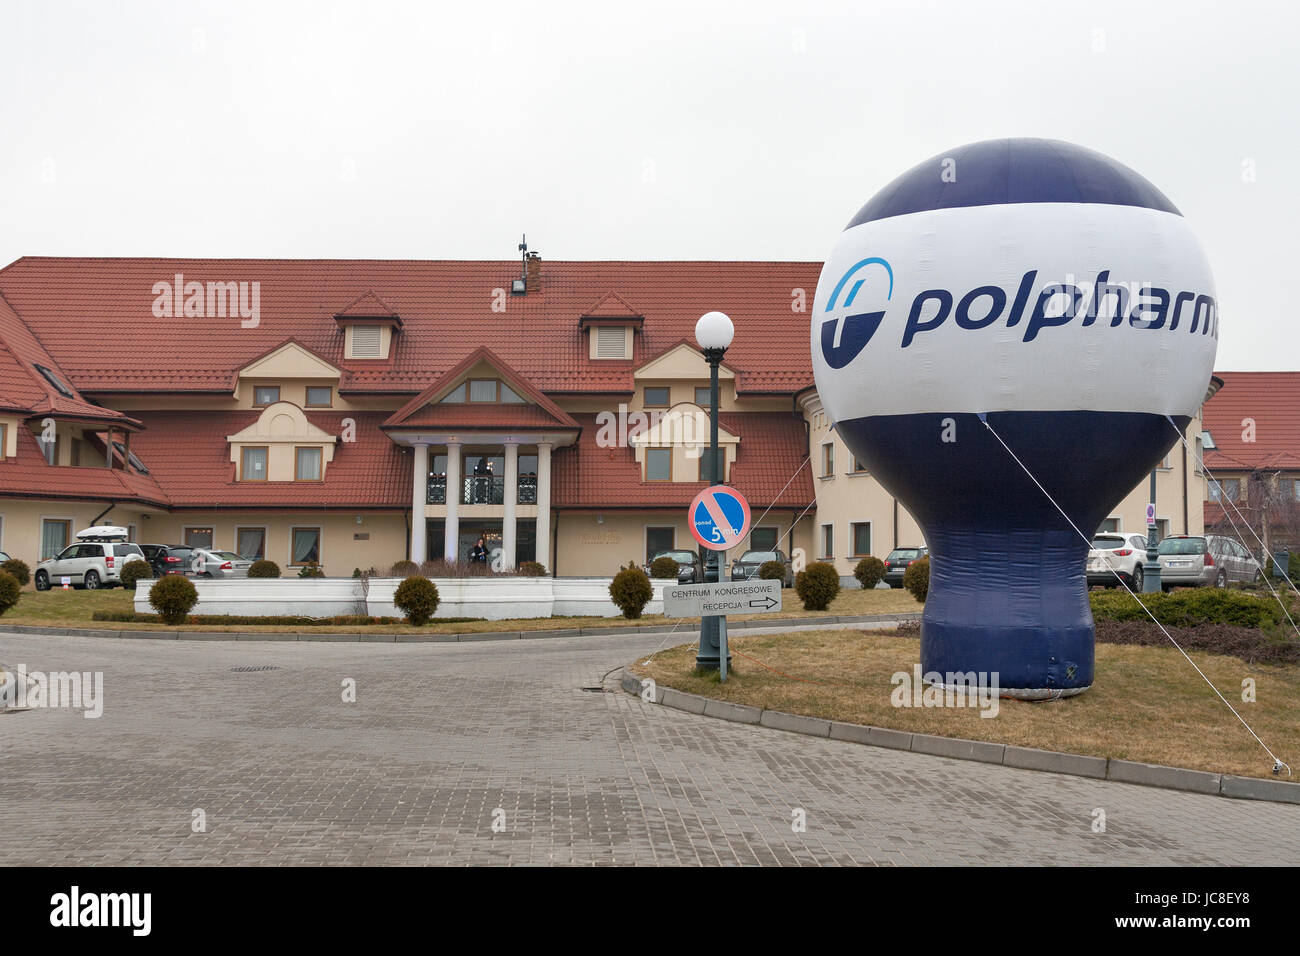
[820,258,1218,368]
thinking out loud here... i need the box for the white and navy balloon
[811,138,1218,697]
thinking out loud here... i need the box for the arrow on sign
[748,596,778,611]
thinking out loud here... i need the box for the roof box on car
[75,526,131,542]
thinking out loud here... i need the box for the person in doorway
[470,537,489,565]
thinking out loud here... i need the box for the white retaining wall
[135,576,668,621]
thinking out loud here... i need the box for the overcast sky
[1,0,1293,370]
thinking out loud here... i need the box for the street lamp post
[695,311,733,672]
[1143,468,1162,592]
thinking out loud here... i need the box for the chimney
[525,252,542,293]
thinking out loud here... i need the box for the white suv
[34,527,149,590]
[1086,532,1152,591]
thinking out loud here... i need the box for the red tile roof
[392,404,575,429]
[0,258,822,396]
[0,292,139,425]
[552,412,814,510]
[0,426,169,508]
[128,410,410,508]
[1202,372,1300,472]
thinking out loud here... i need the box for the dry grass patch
[630,628,1299,781]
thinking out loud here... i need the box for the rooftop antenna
[512,234,529,294]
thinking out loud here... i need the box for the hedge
[1089,588,1283,629]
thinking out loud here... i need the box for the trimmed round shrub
[758,560,787,581]
[794,561,840,611]
[393,575,440,626]
[854,556,886,590]
[0,570,20,617]
[247,560,281,579]
[649,556,680,579]
[903,556,930,604]
[119,560,153,591]
[518,561,547,577]
[609,563,653,619]
[149,575,198,625]
[389,559,419,577]
[1,558,30,587]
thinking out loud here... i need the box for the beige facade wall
[551,510,813,577]
[0,498,155,563]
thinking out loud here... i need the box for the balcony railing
[427,474,538,505]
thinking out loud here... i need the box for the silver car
[190,549,253,579]
[1156,534,1261,590]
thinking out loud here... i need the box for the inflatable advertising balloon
[811,138,1218,697]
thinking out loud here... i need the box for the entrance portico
[381,347,579,569]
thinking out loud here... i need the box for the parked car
[883,547,928,588]
[190,549,253,579]
[730,549,794,587]
[643,549,703,584]
[1086,533,1152,590]
[1157,534,1261,590]
[33,527,148,590]
[138,543,173,577]
[157,545,198,576]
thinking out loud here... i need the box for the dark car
[138,543,172,577]
[643,549,704,584]
[729,549,794,587]
[883,547,928,588]
[157,545,198,576]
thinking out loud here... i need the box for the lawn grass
[0,582,920,634]
[629,627,1300,781]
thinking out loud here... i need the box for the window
[851,456,868,474]
[644,387,670,408]
[468,379,498,402]
[499,382,525,403]
[698,448,723,483]
[184,527,214,549]
[821,524,834,558]
[646,527,674,563]
[594,326,627,359]
[41,519,70,559]
[1209,479,1240,502]
[241,446,268,481]
[236,527,266,561]
[33,364,74,397]
[1160,451,1173,469]
[291,527,321,565]
[127,524,137,542]
[821,442,834,477]
[1200,430,1217,451]
[440,383,467,404]
[350,326,382,358]
[1097,518,1120,533]
[306,386,332,407]
[0,422,7,459]
[851,522,872,557]
[694,386,712,407]
[253,386,280,406]
[645,447,671,481]
[295,446,323,481]
[1294,479,1300,501]
[751,527,778,552]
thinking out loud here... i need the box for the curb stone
[621,674,1300,806]
[0,611,920,645]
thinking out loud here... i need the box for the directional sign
[663,579,782,618]
[688,485,751,551]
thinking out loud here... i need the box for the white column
[502,443,518,570]
[535,443,552,574]
[444,442,461,562]
[410,443,429,563]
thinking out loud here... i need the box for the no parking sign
[689,485,751,551]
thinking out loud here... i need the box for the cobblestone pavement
[1,630,1295,865]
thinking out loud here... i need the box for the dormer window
[438,379,527,404]
[594,326,629,359]
[254,385,281,406]
[349,325,383,359]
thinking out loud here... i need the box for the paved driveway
[1,630,1295,865]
